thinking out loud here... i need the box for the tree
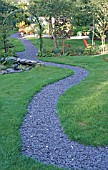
[29,0,74,49]
[89,0,108,53]
[0,1,17,58]
[71,0,92,27]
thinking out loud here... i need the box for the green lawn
[26,37,54,51]
[9,38,25,52]
[0,66,72,170]
[39,54,108,146]
[28,36,108,146]
[26,37,103,52]
[1,35,108,170]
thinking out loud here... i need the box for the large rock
[11,64,19,70]
[7,56,17,61]
[0,58,43,74]
[19,59,27,64]
[6,68,22,74]
[0,70,8,74]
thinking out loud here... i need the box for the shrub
[52,48,61,55]
[81,26,90,35]
[73,27,82,36]
[62,48,76,56]
[37,49,55,57]
[83,46,100,55]
[0,48,16,59]
[73,26,90,36]
[74,48,84,55]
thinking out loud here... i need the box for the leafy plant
[16,21,27,29]
[73,27,82,36]
[83,46,100,55]
[37,49,55,57]
[52,48,61,54]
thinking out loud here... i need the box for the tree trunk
[52,18,58,48]
[35,15,43,56]
[49,16,53,37]
[62,38,65,55]
[53,34,58,48]
[39,24,43,56]
[2,24,7,54]
[101,33,105,54]
[92,16,95,46]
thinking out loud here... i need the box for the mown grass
[38,54,108,146]
[26,37,54,51]
[1,34,108,170]
[27,37,108,146]
[9,38,25,52]
[0,65,72,170]
[26,37,103,52]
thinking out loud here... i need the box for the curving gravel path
[10,33,38,60]
[11,33,108,170]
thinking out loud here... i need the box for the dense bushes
[37,46,101,57]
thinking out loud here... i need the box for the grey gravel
[10,33,38,60]
[11,33,108,170]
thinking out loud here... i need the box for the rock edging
[0,57,43,74]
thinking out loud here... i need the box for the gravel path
[11,33,108,170]
[10,33,38,60]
